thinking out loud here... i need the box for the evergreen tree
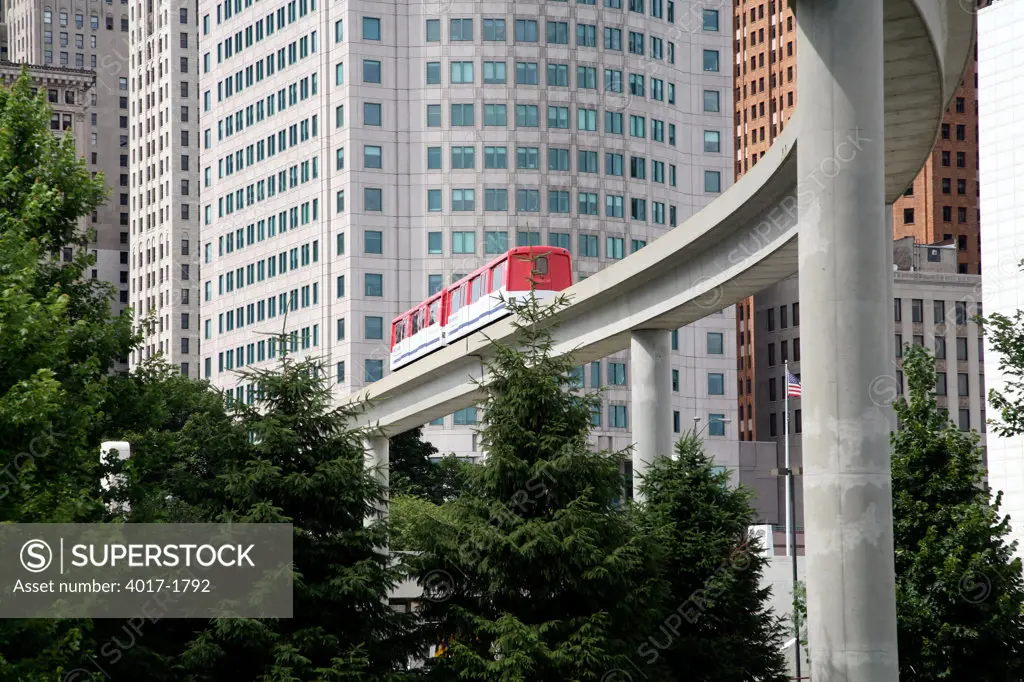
[0,69,133,681]
[409,292,660,681]
[637,434,789,682]
[389,428,465,505]
[164,349,420,681]
[892,344,1024,680]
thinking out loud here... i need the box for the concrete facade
[5,0,132,317]
[979,0,1024,561]
[197,0,739,462]
[127,0,201,376]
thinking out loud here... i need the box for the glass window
[364,145,382,168]
[703,90,720,112]
[364,230,383,254]
[363,59,381,83]
[708,414,726,436]
[450,18,473,40]
[362,17,381,40]
[428,232,443,254]
[427,146,442,169]
[702,50,719,72]
[365,316,383,339]
[452,231,476,254]
[365,359,384,383]
[703,130,721,153]
[707,332,724,354]
[364,273,383,296]
[425,19,440,41]
[364,102,382,125]
[708,373,724,395]
[364,187,383,211]
[702,9,719,31]
[704,170,722,193]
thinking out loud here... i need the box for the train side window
[470,276,482,303]
[417,309,426,332]
[534,256,548,275]
[411,310,421,335]
[429,300,439,325]
[394,320,404,343]
[492,261,506,291]
[452,287,463,313]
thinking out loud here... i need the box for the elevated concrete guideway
[350,0,974,436]
[354,1,973,680]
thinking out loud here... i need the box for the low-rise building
[751,237,985,548]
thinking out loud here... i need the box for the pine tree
[409,292,661,681]
[162,349,420,681]
[637,434,789,681]
[389,427,465,505]
[892,344,1024,680]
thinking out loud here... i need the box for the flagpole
[784,362,802,680]
[784,361,792,558]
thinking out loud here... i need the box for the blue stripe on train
[393,302,508,365]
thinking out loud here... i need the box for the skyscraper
[6,0,132,317]
[979,0,1024,560]
[198,0,737,458]
[733,0,983,440]
[127,0,201,375]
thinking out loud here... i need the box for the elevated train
[389,246,573,371]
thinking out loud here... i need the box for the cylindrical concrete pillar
[629,329,674,501]
[796,0,899,679]
[365,436,390,523]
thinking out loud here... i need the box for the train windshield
[534,256,549,275]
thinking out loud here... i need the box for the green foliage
[0,70,132,680]
[791,581,809,670]
[983,292,1024,437]
[636,435,789,681]
[389,427,466,505]
[150,350,420,681]
[408,292,660,681]
[892,344,1024,680]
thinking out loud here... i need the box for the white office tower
[198,0,735,460]
[127,0,201,376]
[980,0,1024,560]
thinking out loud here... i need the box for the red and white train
[389,246,573,371]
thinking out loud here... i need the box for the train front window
[534,256,548,275]
[492,261,506,291]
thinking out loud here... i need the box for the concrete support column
[796,1,899,680]
[630,329,673,501]
[364,436,390,522]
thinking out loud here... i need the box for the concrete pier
[796,0,899,679]
[629,329,674,501]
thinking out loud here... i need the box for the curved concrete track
[349,0,975,434]
[355,1,975,680]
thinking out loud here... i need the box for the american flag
[787,371,802,398]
